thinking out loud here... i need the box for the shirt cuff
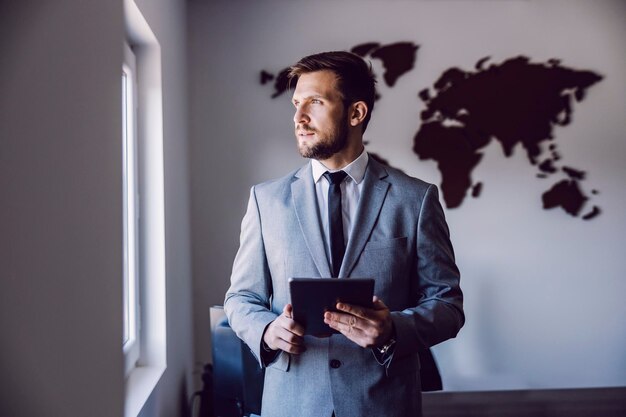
[260,325,281,366]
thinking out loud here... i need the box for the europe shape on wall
[260,42,604,220]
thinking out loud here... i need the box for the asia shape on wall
[260,42,604,220]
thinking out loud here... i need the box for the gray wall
[188,0,626,391]
[0,1,124,416]
[0,0,193,416]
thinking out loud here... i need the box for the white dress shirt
[311,150,369,262]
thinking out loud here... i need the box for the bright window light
[123,1,167,413]
[122,42,140,376]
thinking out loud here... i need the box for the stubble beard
[296,118,349,161]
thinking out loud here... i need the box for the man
[224,51,464,417]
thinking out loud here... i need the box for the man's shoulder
[370,158,433,193]
[252,163,308,195]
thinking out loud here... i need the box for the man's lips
[297,128,316,137]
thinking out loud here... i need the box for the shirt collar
[311,148,369,185]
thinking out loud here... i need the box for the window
[123,1,167,415]
[122,42,140,376]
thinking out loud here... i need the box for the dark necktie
[323,170,348,277]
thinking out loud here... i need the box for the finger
[276,326,305,347]
[324,315,367,346]
[337,298,389,322]
[283,303,293,319]
[280,303,306,335]
[275,336,306,354]
[336,302,369,319]
[325,315,384,349]
[268,324,306,354]
[324,311,359,329]
[324,311,362,333]
[371,297,388,311]
[277,314,305,337]
[284,344,306,354]
[324,313,351,332]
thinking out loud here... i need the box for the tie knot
[323,170,348,185]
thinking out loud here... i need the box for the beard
[296,117,349,160]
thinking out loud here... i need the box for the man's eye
[311,99,321,104]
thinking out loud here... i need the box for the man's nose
[293,106,309,124]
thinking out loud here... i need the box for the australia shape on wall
[260,41,604,220]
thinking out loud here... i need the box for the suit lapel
[291,163,332,278]
[340,159,390,278]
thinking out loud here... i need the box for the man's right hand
[263,304,306,354]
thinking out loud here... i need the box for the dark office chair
[210,306,264,417]
[209,305,442,417]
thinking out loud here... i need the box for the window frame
[122,41,140,377]
[123,1,167,415]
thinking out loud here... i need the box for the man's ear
[349,101,368,127]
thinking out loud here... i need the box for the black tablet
[289,278,375,336]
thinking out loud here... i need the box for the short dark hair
[289,51,377,132]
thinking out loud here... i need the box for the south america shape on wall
[259,42,604,220]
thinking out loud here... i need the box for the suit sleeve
[224,186,280,367]
[391,184,465,361]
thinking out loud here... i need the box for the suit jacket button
[330,359,341,369]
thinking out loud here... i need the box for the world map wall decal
[260,41,604,220]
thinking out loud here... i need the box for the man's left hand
[323,296,393,348]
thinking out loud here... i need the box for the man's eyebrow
[292,94,325,102]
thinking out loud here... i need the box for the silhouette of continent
[414,55,603,216]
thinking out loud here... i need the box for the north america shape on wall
[260,42,604,220]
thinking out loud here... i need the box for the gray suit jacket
[224,157,464,417]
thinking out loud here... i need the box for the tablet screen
[289,278,375,336]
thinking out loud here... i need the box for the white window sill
[125,365,166,417]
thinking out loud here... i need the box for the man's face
[292,70,349,160]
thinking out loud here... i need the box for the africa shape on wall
[260,42,604,220]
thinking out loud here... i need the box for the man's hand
[263,304,306,354]
[323,296,393,348]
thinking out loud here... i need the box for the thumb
[372,297,388,310]
[283,303,293,318]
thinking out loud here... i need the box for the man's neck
[318,142,365,170]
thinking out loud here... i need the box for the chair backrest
[210,306,264,417]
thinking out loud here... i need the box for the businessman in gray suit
[224,51,464,417]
